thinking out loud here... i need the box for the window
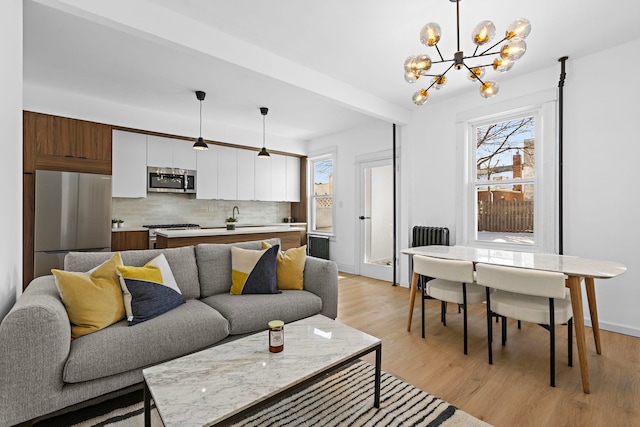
[475,115,535,245]
[456,91,557,252]
[309,153,334,234]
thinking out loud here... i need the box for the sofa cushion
[63,299,229,383]
[230,245,280,295]
[200,290,322,335]
[52,252,126,339]
[65,246,200,299]
[195,238,281,297]
[117,254,185,325]
[262,242,307,290]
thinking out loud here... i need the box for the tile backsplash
[112,193,292,227]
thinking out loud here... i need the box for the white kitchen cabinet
[196,144,219,199]
[271,154,287,201]
[112,130,147,198]
[254,155,272,201]
[237,148,255,200]
[217,146,238,200]
[286,156,301,202]
[147,135,197,170]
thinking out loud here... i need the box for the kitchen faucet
[232,206,240,221]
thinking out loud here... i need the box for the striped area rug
[66,361,490,427]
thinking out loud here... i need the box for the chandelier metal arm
[434,44,445,62]
[425,62,456,92]
[462,63,487,86]
[479,37,508,56]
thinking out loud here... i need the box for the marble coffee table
[142,315,382,427]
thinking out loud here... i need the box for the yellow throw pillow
[262,242,306,290]
[52,252,126,339]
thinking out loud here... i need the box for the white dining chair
[475,263,573,387]
[412,255,486,355]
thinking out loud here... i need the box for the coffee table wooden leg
[567,275,590,394]
[374,344,381,408]
[407,272,418,331]
[144,382,151,427]
[584,277,602,355]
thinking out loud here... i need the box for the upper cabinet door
[286,156,301,202]
[237,149,255,201]
[112,130,147,198]
[196,144,219,200]
[147,135,196,170]
[172,138,197,170]
[217,146,238,200]
[146,135,174,168]
[271,154,287,201]
[254,155,272,201]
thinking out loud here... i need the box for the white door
[357,158,394,282]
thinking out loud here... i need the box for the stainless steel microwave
[147,167,197,194]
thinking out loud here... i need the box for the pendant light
[257,107,270,158]
[192,90,208,150]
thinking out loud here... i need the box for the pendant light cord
[199,100,203,138]
[262,114,266,148]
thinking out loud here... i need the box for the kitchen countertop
[156,226,305,238]
[111,226,148,232]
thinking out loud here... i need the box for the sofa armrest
[0,275,72,426]
[303,257,339,319]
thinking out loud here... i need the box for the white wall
[23,83,307,155]
[0,0,23,320]
[308,120,400,274]
[404,40,640,336]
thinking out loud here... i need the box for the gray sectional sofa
[0,239,339,426]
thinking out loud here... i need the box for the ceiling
[23,0,640,142]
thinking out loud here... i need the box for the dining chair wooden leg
[584,277,602,355]
[421,283,426,338]
[407,272,419,332]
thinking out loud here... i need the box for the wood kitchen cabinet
[111,230,150,251]
[23,111,112,175]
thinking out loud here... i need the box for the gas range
[143,224,200,248]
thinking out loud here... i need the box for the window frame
[308,149,336,237]
[455,90,557,253]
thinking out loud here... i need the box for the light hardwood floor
[335,273,640,427]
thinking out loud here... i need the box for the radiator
[308,235,330,260]
[412,226,449,247]
[411,226,450,289]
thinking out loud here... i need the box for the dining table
[401,245,627,394]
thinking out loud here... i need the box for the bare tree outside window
[475,116,535,244]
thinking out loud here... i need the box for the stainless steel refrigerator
[34,170,112,278]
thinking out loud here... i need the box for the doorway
[357,157,394,282]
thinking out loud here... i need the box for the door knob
[359,216,371,220]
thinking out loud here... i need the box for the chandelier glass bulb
[413,89,429,105]
[404,69,419,83]
[432,75,447,89]
[471,21,496,46]
[420,23,441,47]
[479,81,500,98]
[506,18,532,40]
[467,67,485,81]
[500,38,527,61]
[492,58,514,73]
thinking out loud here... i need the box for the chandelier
[404,0,531,105]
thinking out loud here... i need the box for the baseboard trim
[584,319,640,338]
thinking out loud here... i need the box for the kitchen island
[155,226,305,250]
